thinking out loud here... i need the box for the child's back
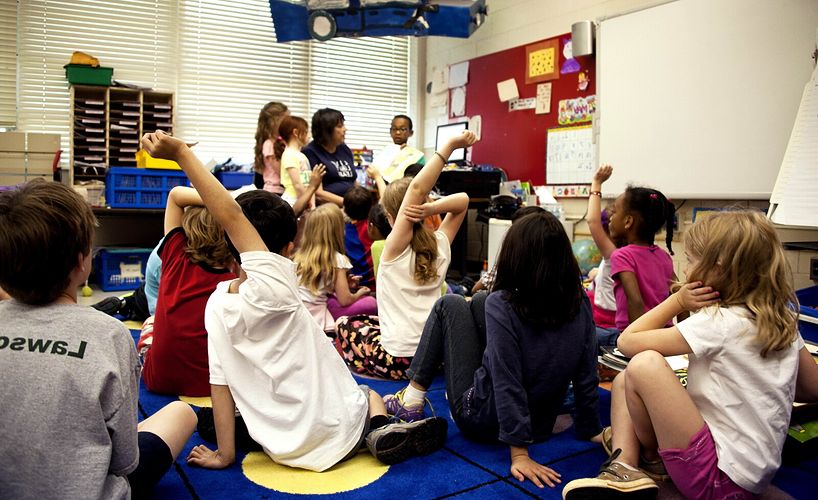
[610,244,673,330]
[343,186,375,290]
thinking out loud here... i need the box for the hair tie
[649,193,658,199]
[277,135,283,141]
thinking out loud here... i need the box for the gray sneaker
[365,416,447,465]
[562,449,659,499]
[601,426,669,481]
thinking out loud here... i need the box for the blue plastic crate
[94,248,152,291]
[106,167,189,208]
[797,286,818,343]
[215,171,253,189]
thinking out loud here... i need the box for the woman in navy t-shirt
[302,108,356,206]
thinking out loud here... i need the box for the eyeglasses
[390,127,410,133]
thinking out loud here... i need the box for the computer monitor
[434,121,469,164]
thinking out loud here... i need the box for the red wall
[463,33,595,185]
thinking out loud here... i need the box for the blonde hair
[684,210,797,357]
[254,101,288,174]
[294,204,345,294]
[381,177,439,284]
[182,207,233,269]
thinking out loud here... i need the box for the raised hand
[141,130,187,161]
[594,164,613,184]
[447,130,478,151]
[675,281,720,312]
[366,165,382,179]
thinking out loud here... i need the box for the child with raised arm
[0,180,195,499]
[562,210,801,499]
[334,131,477,380]
[140,131,447,472]
[586,165,617,329]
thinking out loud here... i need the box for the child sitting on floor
[0,179,195,499]
[341,185,376,291]
[141,187,236,397]
[586,165,617,329]
[140,130,448,472]
[368,203,392,280]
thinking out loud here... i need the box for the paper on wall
[497,78,519,102]
[451,86,467,117]
[509,97,536,111]
[429,90,448,107]
[536,82,552,114]
[432,66,448,94]
[448,61,469,89]
[468,115,482,140]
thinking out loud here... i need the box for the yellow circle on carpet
[242,451,389,494]
[179,396,213,408]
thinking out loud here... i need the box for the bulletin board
[545,125,594,184]
[462,33,595,186]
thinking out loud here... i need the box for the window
[0,1,16,128]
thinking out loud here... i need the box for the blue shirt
[463,291,601,446]
[302,141,356,197]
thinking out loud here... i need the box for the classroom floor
[123,320,818,499]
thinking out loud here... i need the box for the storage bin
[136,149,181,170]
[64,64,113,86]
[94,248,152,291]
[214,171,253,189]
[797,285,818,343]
[106,166,189,209]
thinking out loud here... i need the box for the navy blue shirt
[462,291,601,446]
[302,141,356,197]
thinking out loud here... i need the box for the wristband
[590,191,602,197]
[434,151,447,163]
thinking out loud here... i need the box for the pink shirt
[261,139,284,195]
[610,244,673,331]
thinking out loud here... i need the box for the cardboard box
[0,152,26,174]
[0,174,49,186]
[26,133,61,153]
[27,152,55,175]
[0,132,26,152]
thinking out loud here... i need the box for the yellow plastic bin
[136,149,181,170]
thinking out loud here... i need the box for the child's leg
[608,372,642,467]
[137,401,197,459]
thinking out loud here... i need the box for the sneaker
[562,450,658,499]
[600,426,669,481]
[91,296,125,316]
[365,416,448,465]
[383,387,426,422]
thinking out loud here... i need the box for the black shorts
[128,431,173,499]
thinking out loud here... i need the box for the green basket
[64,64,113,86]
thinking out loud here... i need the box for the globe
[572,239,602,275]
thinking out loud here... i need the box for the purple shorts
[658,424,754,500]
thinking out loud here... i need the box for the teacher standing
[302,108,356,207]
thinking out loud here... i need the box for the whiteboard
[596,0,818,199]
[546,125,594,184]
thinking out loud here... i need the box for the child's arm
[292,164,325,217]
[366,165,387,198]
[332,268,370,306]
[186,384,236,469]
[315,187,344,207]
[404,193,469,244]
[509,445,561,488]
[164,186,204,235]
[587,165,616,259]
[618,282,719,357]
[795,345,818,403]
[142,131,267,254]
[618,271,646,324]
[383,131,476,261]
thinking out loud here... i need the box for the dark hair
[623,186,675,254]
[403,162,424,178]
[392,114,413,131]
[368,203,392,239]
[253,101,288,174]
[511,205,545,222]
[0,179,97,304]
[343,185,374,221]
[493,211,583,327]
[274,115,309,161]
[226,191,296,260]
[311,108,344,147]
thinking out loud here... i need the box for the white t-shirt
[676,306,799,493]
[297,252,351,331]
[593,257,616,311]
[205,251,368,472]
[377,230,451,357]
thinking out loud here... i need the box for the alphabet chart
[545,124,594,184]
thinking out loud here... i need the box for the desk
[93,207,164,247]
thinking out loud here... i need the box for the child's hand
[675,281,720,312]
[404,202,433,223]
[446,130,478,151]
[347,274,361,291]
[366,165,381,179]
[355,286,371,297]
[594,164,613,184]
[510,456,561,488]
[186,444,234,469]
[141,130,188,161]
[309,164,326,189]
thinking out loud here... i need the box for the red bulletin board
[462,33,595,185]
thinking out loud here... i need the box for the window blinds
[0,1,16,128]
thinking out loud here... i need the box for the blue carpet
[130,330,815,499]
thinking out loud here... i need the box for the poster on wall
[535,83,552,114]
[525,39,560,84]
[558,95,595,125]
[450,86,467,117]
[546,125,594,185]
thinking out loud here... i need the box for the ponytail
[273,135,286,161]
[411,223,439,284]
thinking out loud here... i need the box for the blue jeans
[596,326,621,348]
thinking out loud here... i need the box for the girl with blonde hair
[563,210,801,499]
[334,131,477,380]
[294,203,375,332]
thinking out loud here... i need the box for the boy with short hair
[0,179,195,499]
[140,131,447,472]
[342,185,376,291]
[371,114,425,183]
